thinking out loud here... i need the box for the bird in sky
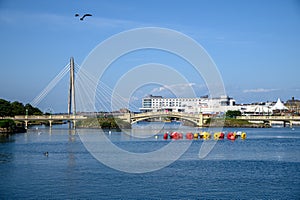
[75,13,92,21]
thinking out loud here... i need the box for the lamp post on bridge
[49,110,53,128]
[25,109,28,129]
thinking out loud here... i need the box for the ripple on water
[0,152,13,164]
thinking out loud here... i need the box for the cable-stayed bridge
[30,57,134,113]
[3,57,141,129]
[5,57,299,129]
[2,57,206,129]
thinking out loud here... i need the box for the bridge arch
[132,116,199,126]
[128,112,203,127]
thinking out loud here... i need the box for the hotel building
[140,95,237,114]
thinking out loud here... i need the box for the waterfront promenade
[237,115,300,127]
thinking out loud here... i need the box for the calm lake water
[0,123,299,199]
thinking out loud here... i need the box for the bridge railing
[237,115,300,120]
[12,115,87,120]
[132,111,202,118]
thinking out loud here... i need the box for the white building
[140,95,238,114]
[238,98,288,116]
[271,98,288,110]
[239,103,273,116]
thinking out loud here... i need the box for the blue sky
[0,0,299,113]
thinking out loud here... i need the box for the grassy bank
[76,117,131,130]
[204,118,270,128]
[0,119,26,134]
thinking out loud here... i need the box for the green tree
[0,99,42,116]
[226,110,241,118]
[0,99,12,117]
[0,119,16,129]
[24,104,42,115]
[11,101,26,116]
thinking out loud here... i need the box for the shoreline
[184,118,272,128]
[0,127,26,134]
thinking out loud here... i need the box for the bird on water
[75,13,92,21]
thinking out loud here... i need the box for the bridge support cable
[31,63,70,107]
[95,79,141,112]
[74,64,98,113]
[75,65,118,112]
[96,82,128,111]
[75,63,140,112]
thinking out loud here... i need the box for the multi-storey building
[140,95,237,114]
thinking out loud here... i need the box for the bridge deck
[237,115,300,121]
[1,115,87,121]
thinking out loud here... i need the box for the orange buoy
[171,132,180,140]
[214,132,225,140]
[194,133,199,139]
[219,132,225,139]
[178,133,183,139]
[227,132,236,140]
[163,133,168,140]
[241,132,246,139]
[214,132,219,140]
[202,132,210,140]
[227,132,233,140]
[186,132,193,140]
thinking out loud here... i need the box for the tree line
[0,98,42,117]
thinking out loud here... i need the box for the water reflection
[0,134,15,143]
[0,153,13,163]
[0,134,14,163]
[68,129,77,168]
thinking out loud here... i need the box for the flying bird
[80,14,92,20]
[75,13,92,21]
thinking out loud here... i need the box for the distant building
[286,97,300,115]
[140,95,238,114]
[239,102,273,116]
[119,108,130,113]
[140,95,300,116]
